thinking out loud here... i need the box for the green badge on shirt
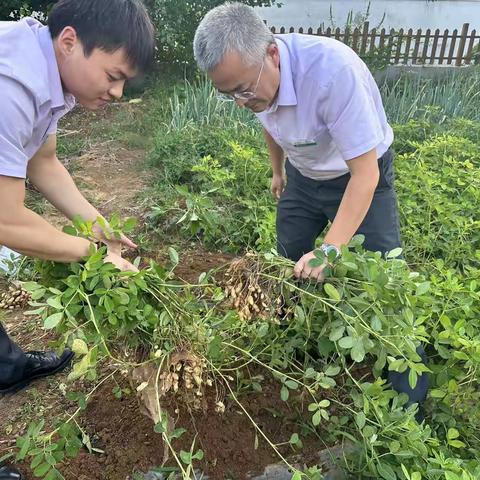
[293,140,318,147]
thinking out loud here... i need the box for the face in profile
[209,45,281,113]
[55,26,137,110]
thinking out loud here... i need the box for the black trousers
[276,149,402,260]
[0,322,27,385]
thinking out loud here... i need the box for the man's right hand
[104,250,139,272]
[271,173,286,200]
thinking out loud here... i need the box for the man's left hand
[294,251,327,282]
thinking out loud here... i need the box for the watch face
[322,244,340,259]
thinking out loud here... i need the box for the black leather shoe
[0,349,74,395]
[0,465,23,479]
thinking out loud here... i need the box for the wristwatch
[320,243,341,260]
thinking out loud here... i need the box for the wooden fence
[268,22,480,66]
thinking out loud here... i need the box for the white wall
[257,0,480,31]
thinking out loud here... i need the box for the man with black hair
[0,1,154,477]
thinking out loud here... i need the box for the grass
[380,68,480,123]
[164,68,480,133]
[168,77,256,130]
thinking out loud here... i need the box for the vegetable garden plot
[3,227,478,479]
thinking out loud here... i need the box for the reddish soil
[58,374,325,480]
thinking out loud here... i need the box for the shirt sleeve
[0,75,35,179]
[320,64,383,161]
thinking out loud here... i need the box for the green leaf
[192,449,204,461]
[408,369,418,389]
[308,258,324,268]
[63,225,78,236]
[445,472,461,480]
[355,412,366,429]
[430,389,446,399]
[349,234,365,247]
[324,283,341,301]
[371,316,382,331]
[116,291,130,305]
[44,312,63,330]
[45,469,59,480]
[291,472,302,480]
[294,305,305,323]
[169,428,187,440]
[448,439,466,448]
[289,433,299,444]
[257,322,269,338]
[72,339,89,356]
[123,217,137,232]
[338,336,354,349]
[447,428,459,440]
[168,247,179,265]
[103,296,114,314]
[329,326,345,342]
[30,454,44,470]
[389,441,401,454]
[312,410,322,426]
[415,282,431,296]
[154,422,165,434]
[351,339,366,362]
[325,365,341,377]
[280,385,289,401]
[386,247,403,259]
[179,450,191,464]
[16,438,30,461]
[376,462,397,480]
[46,296,63,310]
[33,462,51,477]
[318,376,336,389]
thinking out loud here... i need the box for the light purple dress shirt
[256,34,394,180]
[0,17,75,179]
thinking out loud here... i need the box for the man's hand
[104,251,139,272]
[101,233,137,257]
[294,251,327,282]
[92,224,138,272]
[271,173,286,200]
[92,222,137,253]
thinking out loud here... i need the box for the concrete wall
[257,0,480,31]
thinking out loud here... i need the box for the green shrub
[144,0,280,67]
[396,134,480,268]
[0,0,52,20]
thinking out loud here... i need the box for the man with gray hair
[194,2,400,278]
[194,2,428,417]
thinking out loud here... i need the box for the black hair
[48,0,155,73]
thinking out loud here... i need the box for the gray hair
[193,2,274,71]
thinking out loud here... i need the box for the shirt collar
[266,37,298,114]
[37,25,73,110]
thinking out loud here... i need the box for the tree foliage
[143,0,280,66]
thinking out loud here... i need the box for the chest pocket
[284,130,332,164]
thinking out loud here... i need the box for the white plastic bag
[0,246,21,274]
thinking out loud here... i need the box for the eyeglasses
[217,60,265,102]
